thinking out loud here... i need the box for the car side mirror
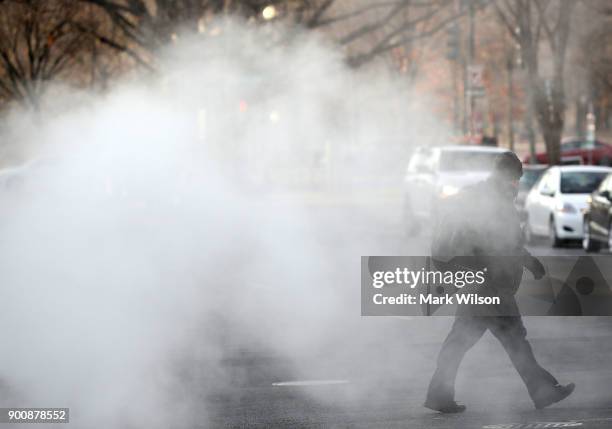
[601,190,612,201]
[540,187,555,197]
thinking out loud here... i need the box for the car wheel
[549,217,562,248]
[583,218,600,253]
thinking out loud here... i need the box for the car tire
[549,217,562,248]
[583,218,600,253]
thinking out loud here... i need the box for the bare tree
[81,0,277,49]
[323,0,461,68]
[0,0,463,107]
[0,0,87,107]
[83,0,461,69]
[581,1,612,133]
[494,0,575,165]
[0,0,140,108]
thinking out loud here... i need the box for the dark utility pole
[447,23,460,133]
[461,0,476,137]
[506,54,515,152]
[468,0,475,137]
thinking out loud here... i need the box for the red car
[524,139,612,166]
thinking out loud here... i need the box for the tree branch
[339,0,412,46]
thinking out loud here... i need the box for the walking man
[425,151,575,413]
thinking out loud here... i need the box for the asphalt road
[204,199,612,429]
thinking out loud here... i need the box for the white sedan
[524,165,612,247]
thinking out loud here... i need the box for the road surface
[205,197,612,428]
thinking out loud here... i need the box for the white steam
[0,19,447,428]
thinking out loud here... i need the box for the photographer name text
[372,293,500,305]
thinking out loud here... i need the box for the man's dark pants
[426,315,558,404]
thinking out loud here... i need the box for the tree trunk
[531,75,564,165]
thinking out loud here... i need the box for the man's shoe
[424,399,466,414]
[533,383,575,409]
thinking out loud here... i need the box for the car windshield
[560,171,608,194]
[519,169,545,190]
[439,151,498,172]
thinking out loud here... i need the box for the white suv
[403,145,508,235]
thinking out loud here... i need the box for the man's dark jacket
[431,178,533,315]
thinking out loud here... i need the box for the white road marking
[483,422,582,428]
[484,416,612,429]
[272,379,349,387]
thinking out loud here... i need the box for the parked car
[517,164,548,209]
[582,173,612,252]
[523,139,612,166]
[403,145,508,235]
[524,165,612,246]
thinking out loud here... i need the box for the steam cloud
[0,19,448,428]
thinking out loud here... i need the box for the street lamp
[262,5,277,20]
